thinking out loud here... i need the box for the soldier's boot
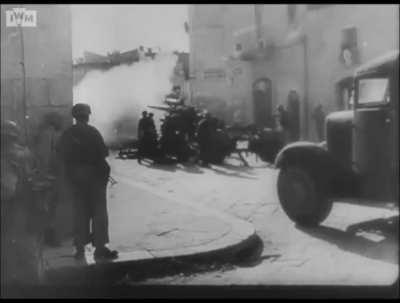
[94,246,118,260]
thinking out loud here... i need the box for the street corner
[42,178,259,284]
[107,177,258,262]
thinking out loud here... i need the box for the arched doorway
[252,78,272,128]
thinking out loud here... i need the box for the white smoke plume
[73,52,178,144]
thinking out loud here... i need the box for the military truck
[275,50,399,226]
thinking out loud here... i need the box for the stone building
[188,4,399,140]
[171,51,190,98]
[1,4,73,238]
[1,4,73,141]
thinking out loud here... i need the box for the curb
[44,225,257,286]
[44,175,258,284]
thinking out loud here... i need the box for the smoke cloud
[73,52,178,144]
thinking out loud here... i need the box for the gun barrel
[147,105,171,112]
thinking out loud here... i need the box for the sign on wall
[6,7,37,27]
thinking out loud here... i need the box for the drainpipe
[18,23,29,143]
[302,35,309,139]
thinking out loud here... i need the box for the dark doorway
[336,77,354,110]
[252,78,272,128]
[287,90,300,141]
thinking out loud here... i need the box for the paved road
[110,153,398,285]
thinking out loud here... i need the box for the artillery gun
[117,94,236,164]
[149,104,198,163]
[147,102,229,164]
[117,94,286,165]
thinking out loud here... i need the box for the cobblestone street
[109,154,398,285]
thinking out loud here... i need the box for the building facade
[188,4,399,140]
[1,4,74,238]
[1,4,73,140]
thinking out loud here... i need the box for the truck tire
[277,166,332,227]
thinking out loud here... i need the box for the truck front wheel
[277,166,332,227]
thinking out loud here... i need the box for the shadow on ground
[215,163,257,174]
[122,235,266,284]
[210,167,258,180]
[145,163,204,174]
[140,158,264,178]
[297,216,399,265]
[45,234,266,286]
[231,234,281,267]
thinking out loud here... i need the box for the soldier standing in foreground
[58,104,118,260]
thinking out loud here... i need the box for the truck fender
[275,141,333,170]
[274,141,358,197]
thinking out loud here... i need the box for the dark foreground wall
[1,4,74,239]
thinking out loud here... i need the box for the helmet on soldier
[72,103,91,120]
[1,120,21,139]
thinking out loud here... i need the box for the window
[340,27,359,66]
[357,78,390,105]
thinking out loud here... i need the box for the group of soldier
[136,105,233,167]
[274,90,326,143]
[1,103,118,287]
[135,85,305,168]
[273,92,301,144]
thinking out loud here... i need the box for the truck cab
[275,50,399,226]
[353,51,398,201]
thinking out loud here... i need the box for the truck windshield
[357,78,390,105]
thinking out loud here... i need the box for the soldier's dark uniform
[58,104,118,260]
[137,111,148,163]
[138,111,148,141]
[1,121,45,288]
[143,113,159,160]
[196,113,213,166]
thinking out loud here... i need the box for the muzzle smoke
[73,52,178,144]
